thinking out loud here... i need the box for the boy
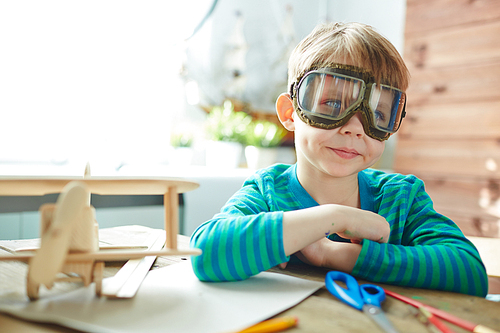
[190,22,488,297]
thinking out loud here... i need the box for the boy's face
[292,107,385,179]
[290,63,406,141]
[278,59,394,179]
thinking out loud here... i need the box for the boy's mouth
[330,147,360,159]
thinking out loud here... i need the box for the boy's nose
[340,112,365,138]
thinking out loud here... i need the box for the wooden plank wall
[394,0,500,237]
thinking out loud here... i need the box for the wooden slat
[404,61,500,106]
[398,101,500,140]
[0,248,202,262]
[468,236,500,277]
[425,179,500,237]
[405,0,500,35]
[445,214,498,237]
[394,138,500,178]
[103,232,166,299]
[405,20,500,70]
[0,177,199,196]
[399,0,500,240]
[403,176,500,237]
[164,187,179,250]
[423,177,497,217]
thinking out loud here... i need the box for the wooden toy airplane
[0,174,201,300]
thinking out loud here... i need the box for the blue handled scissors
[325,271,400,333]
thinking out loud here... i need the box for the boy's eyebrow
[374,102,394,116]
[377,103,391,110]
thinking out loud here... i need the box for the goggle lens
[297,72,364,120]
[293,68,407,140]
[368,84,406,133]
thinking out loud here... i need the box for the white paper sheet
[0,261,324,333]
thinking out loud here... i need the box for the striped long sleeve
[190,164,488,297]
[190,165,292,281]
[352,171,488,297]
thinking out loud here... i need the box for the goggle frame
[290,64,406,141]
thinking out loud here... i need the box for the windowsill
[0,162,257,178]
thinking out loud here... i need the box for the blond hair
[288,22,410,90]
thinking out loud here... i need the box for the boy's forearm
[351,240,489,297]
[282,204,389,256]
[322,241,362,273]
[283,205,360,256]
[282,205,343,256]
[190,211,289,282]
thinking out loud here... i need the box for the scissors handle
[360,284,385,307]
[325,271,364,310]
[326,271,399,333]
[325,271,386,310]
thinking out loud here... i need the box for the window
[0,1,214,172]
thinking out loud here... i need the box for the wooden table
[1,233,499,333]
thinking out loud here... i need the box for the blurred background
[1,0,499,246]
[0,0,405,173]
[0,0,405,238]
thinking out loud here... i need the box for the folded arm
[190,183,389,282]
[351,187,489,297]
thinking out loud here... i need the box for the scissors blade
[363,304,400,333]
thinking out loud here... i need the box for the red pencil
[418,306,455,333]
[384,289,499,333]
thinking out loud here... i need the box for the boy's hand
[280,239,368,273]
[282,204,390,257]
[336,207,390,244]
[278,239,329,270]
[294,237,331,267]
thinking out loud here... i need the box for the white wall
[183,0,407,168]
[0,0,406,170]
[0,1,213,169]
[0,1,407,239]
[185,0,406,112]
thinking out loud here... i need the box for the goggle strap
[289,82,296,98]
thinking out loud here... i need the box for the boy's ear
[276,93,295,131]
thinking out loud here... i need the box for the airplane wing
[0,253,32,263]
[65,248,202,261]
[0,248,201,263]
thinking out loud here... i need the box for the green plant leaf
[205,100,252,143]
[244,120,286,148]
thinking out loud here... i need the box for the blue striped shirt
[190,164,488,297]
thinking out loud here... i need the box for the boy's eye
[322,99,342,115]
[374,110,386,121]
[326,99,341,108]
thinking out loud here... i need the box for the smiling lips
[330,147,360,159]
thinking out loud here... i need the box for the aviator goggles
[289,64,407,141]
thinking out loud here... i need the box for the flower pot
[245,146,277,169]
[206,140,243,169]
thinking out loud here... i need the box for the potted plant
[244,119,287,169]
[205,100,252,168]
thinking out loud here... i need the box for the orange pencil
[237,316,299,333]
